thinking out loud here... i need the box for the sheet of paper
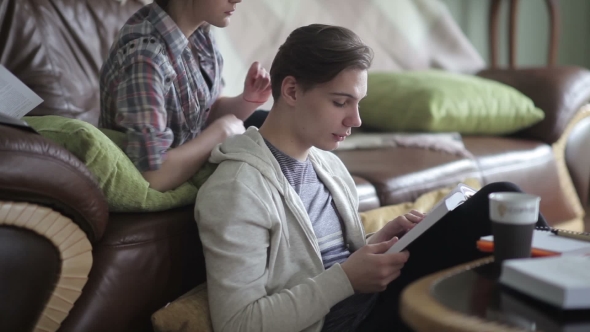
[0,65,43,119]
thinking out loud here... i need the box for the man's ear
[281,76,298,107]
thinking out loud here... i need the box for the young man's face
[293,68,366,151]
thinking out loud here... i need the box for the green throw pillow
[359,70,545,134]
[24,116,215,213]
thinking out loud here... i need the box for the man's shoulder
[195,161,275,226]
[199,161,267,193]
[310,148,348,174]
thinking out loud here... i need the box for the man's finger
[368,236,398,254]
[395,216,414,229]
[406,214,423,223]
[408,210,425,218]
[384,250,410,265]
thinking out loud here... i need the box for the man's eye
[333,101,345,107]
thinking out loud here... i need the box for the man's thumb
[369,236,399,254]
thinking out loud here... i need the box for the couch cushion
[24,116,213,213]
[463,137,578,224]
[152,283,213,332]
[0,0,143,125]
[477,67,590,144]
[60,206,205,332]
[359,70,545,135]
[352,176,380,212]
[334,147,481,206]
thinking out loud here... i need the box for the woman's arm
[208,62,272,124]
[141,115,243,192]
[112,53,245,192]
[195,174,354,332]
[208,94,262,122]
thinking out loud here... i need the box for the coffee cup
[488,192,540,267]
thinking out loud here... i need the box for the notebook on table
[477,227,590,257]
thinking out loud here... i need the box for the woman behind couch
[195,24,549,332]
[100,0,271,192]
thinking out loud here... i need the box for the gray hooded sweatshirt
[195,127,367,332]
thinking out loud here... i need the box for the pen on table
[550,229,590,243]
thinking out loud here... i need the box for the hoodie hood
[209,127,289,195]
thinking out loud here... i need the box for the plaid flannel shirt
[100,3,223,172]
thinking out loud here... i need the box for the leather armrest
[566,114,590,205]
[476,66,590,144]
[0,124,108,242]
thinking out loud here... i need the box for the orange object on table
[476,239,560,258]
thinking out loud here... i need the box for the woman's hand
[208,114,245,140]
[367,210,426,244]
[242,62,272,104]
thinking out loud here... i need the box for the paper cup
[488,192,540,267]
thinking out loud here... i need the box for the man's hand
[242,62,272,104]
[367,210,426,245]
[341,237,410,293]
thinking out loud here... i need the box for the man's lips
[332,133,349,141]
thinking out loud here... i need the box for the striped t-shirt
[265,141,376,332]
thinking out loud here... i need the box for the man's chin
[315,141,339,152]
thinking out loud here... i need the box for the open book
[500,256,590,310]
[386,183,477,253]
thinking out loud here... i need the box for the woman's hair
[270,24,374,100]
[154,0,168,9]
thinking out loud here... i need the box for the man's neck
[259,106,310,162]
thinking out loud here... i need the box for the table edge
[400,256,528,332]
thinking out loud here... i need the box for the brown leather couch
[1,1,590,332]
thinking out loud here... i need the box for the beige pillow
[152,283,213,332]
[151,179,482,331]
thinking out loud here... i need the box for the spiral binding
[535,225,590,236]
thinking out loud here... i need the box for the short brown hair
[270,24,374,100]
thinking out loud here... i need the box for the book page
[0,65,43,119]
[386,183,476,253]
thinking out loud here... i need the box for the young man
[195,24,548,332]
[100,0,271,192]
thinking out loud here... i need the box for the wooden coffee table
[400,257,590,332]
